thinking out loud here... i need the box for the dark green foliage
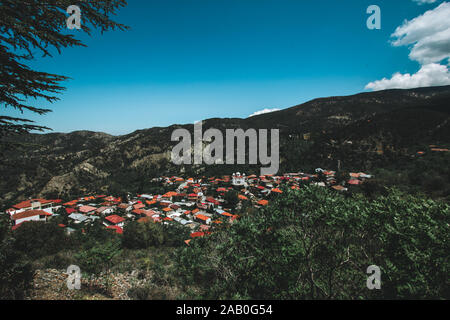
[163,223,192,247]
[0,214,34,299]
[74,239,121,275]
[122,221,166,249]
[174,187,449,299]
[81,220,117,247]
[1,185,448,300]
[122,221,190,249]
[13,221,70,259]
[0,237,34,299]
[2,86,450,207]
[0,0,128,147]
[371,152,450,200]
[359,179,388,199]
[335,170,349,184]
[224,189,239,207]
[0,213,10,243]
[51,207,69,225]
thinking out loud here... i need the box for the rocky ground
[27,268,148,300]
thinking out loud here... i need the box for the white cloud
[366,2,450,91]
[392,2,450,65]
[248,108,280,117]
[412,0,437,4]
[365,63,450,90]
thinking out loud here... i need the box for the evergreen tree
[0,0,128,148]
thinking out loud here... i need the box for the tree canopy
[174,186,449,299]
[0,0,128,144]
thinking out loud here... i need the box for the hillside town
[1,170,372,243]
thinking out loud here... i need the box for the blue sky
[5,0,449,135]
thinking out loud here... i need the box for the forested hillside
[1,85,449,207]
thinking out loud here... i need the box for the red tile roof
[196,214,210,221]
[133,203,145,210]
[11,210,52,221]
[105,215,125,225]
[163,191,178,198]
[190,232,205,238]
[132,209,145,215]
[221,212,234,217]
[118,203,131,209]
[206,197,220,205]
[96,206,109,213]
[12,199,54,209]
[64,200,78,206]
[78,205,97,214]
[66,208,76,214]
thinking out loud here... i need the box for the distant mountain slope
[1,85,449,207]
[246,85,450,131]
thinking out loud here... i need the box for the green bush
[13,221,69,259]
[122,221,189,249]
[0,215,34,299]
[174,186,449,299]
[122,221,165,249]
[224,189,239,207]
[0,238,34,299]
[74,240,121,275]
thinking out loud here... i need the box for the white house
[232,172,246,186]
[96,206,114,215]
[9,199,57,217]
[68,213,89,224]
[11,210,52,226]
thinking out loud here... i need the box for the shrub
[74,240,121,275]
[0,238,34,299]
[174,186,449,299]
[122,221,165,249]
[13,221,69,259]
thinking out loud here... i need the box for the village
[1,170,372,244]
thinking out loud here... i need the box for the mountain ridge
[25,85,450,137]
[1,85,449,207]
